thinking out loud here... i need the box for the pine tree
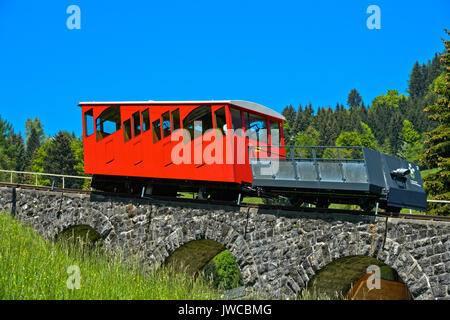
[25,117,47,145]
[408,61,425,98]
[421,30,450,216]
[44,131,80,188]
[26,127,40,169]
[291,104,304,134]
[347,89,362,110]
[281,105,296,127]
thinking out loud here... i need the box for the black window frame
[84,108,94,137]
[182,105,213,142]
[230,107,243,136]
[142,109,150,132]
[132,111,141,138]
[162,111,171,138]
[95,106,122,141]
[244,112,268,142]
[269,120,280,145]
[152,118,162,143]
[171,109,181,132]
[123,119,132,142]
[214,107,227,137]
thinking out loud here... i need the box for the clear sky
[0,0,449,138]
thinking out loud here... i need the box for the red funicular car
[79,100,286,200]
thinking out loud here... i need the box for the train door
[182,105,214,168]
[94,106,121,167]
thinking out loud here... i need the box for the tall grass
[0,213,220,300]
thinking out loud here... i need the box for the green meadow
[0,213,221,300]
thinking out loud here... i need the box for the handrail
[0,169,92,180]
[427,199,450,204]
[248,145,366,161]
[0,169,92,189]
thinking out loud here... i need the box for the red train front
[79,100,286,200]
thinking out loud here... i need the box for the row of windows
[122,108,181,143]
[151,109,181,143]
[84,106,280,144]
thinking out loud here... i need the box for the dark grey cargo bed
[249,146,427,212]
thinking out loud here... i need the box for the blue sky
[0,0,449,138]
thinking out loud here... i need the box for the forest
[0,32,449,215]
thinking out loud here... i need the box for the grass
[0,212,221,300]
[0,212,347,300]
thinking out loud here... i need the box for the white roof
[78,100,286,120]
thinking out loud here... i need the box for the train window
[123,119,132,142]
[214,107,227,136]
[152,119,161,143]
[132,111,141,137]
[230,108,243,136]
[183,105,213,141]
[142,109,150,132]
[244,112,267,142]
[96,106,121,141]
[172,109,181,131]
[84,109,94,137]
[162,111,171,138]
[270,120,280,145]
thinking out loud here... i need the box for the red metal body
[79,101,285,186]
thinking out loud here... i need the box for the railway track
[1,182,449,222]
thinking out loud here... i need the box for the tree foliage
[202,250,243,290]
[421,30,450,215]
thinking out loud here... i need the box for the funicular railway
[77,100,427,214]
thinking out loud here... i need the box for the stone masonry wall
[0,186,449,299]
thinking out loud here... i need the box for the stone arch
[287,230,433,299]
[56,224,103,246]
[52,207,114,245]
[304,255,411,299]
[150,218,260,287]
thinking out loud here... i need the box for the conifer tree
[26,127,40,169]
[347,89,362,109]
[408,61,425,98]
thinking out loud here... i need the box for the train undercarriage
[91,174,398,214]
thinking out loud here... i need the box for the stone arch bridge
[0,186,449,299]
